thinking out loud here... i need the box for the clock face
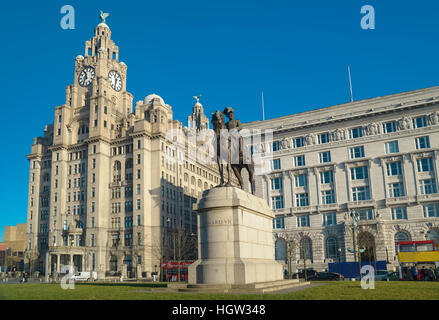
[78,66,95,87]
[108,70,122,92]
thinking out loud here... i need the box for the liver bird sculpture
[99,10,110,24]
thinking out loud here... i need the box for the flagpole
[262,91,265,121]
[348,65,354,103]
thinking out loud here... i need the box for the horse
[211,110,256,194]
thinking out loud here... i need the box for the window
[272,159,281,170]
[319,151,331,163]
[137,154,141,165]
[420,179,437,195]
[63,220,68,231]
[137,215,141,226]
[321,190,335,204]
[272,141,280,152]
[104,121,107,128]
[91,234,95,247]
[349,127,363,139]
[323,213,337,226]
[300,237,312,260]
[325,237,337,259]
[91,217,95,228]
[137,140,141,149]
[388,183,405,198]
[350,146,365,159]
[415,136,430,149]
[294,155,305,167]
[320,170,334,184]
[273,216,285,229]
[386,162,402,176]
[297,215,310,227]
[295,174,307,187]
[417,157,434,172]
[423,204,439,218]
[137,184,141,194]
[318,132,330,144]
[352,186,370,201]
[137,199,141,210]
[271,196,284,210]
[382,121,397,133]
[137,169,141,179]
[412,116,428,128]
[391,207,407,220]
[394,232,410,254]
[351,166,368,180]
[385,141,399,154]
[295,193,309,207]
[293,137,305,148]
[271,177,283,191]
[125,216,133,229]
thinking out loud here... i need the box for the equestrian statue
[211,107,256,194]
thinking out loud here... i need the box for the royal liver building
[245,87,439,272]
[26,20,219,279]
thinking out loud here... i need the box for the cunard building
[25,19,220,279]
[245,86,439,273]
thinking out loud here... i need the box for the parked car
[293,269,318,279]
[309,272,344,281]
[355,270,392,281]
[386,271,400,281]
[71,272,97,281]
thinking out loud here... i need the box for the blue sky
[1,0,439,240]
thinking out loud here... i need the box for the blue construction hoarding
[328,261,387,278]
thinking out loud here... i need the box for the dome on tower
[144,93,165,106]
[97,22,109,29]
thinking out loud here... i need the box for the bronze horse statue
[211,109,256,194]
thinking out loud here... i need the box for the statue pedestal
[188,186,283,285]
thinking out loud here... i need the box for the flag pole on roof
[262,91,265,121]
[348,65,354,103]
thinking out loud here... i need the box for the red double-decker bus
[161,261,193,282]
[397,240,439,280]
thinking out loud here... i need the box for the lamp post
[350,210,362,277]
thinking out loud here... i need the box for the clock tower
[54,19,133,147]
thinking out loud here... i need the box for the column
[81,255,85,272]
[56,254,60,273]
[70,254,73,272]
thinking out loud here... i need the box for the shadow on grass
[74,282,168,288]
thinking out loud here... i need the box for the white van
[71,272,97,281]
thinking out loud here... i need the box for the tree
[24,250,39,277]
[275,231,300,279]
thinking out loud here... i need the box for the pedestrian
[411,264,419,281]
[428,267,436,281]
[435,267,439,281]
[420,266,426,281]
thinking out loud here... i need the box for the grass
[0,281,438,300]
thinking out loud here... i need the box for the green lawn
[0,281,438,300]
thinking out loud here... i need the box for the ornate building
[244,86,439,272]
[25,21,220,279]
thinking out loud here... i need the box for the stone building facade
[25,22,221,279]
[244,86,439,272]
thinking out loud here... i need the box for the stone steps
[175,280,311,294]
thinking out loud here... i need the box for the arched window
[426,229,439,245]
[325,237,337,259]
[184,173,188,182]
[204,182,208,190]
[113,161,121,182]
[394,231,410,254]
[275,239,287,262]
[198,179,202,188]
[300,237,313,260]
[191,176,195,185]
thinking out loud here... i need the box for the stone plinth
[188,186,283,285]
